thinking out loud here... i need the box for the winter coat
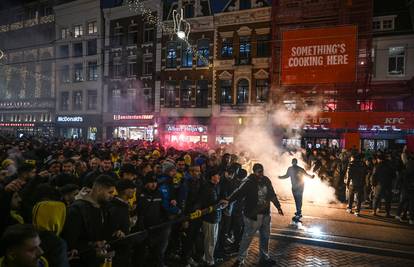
[178,172,202,213]
[371,160,396,188]
[228,174,281,220]
[345,160,367,189]
[199,181,222,224]
[136,188,166,229]
[157,175,180,216]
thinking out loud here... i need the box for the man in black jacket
[107,180,136,267]
[62,175,116,267]
[225,163,284,267]
[344,154,367,216]
[372,155,396,217]
[83,158,118,188]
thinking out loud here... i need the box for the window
[61,92,69,111]
[87,61,98,81]
[221,40,233,58]
[74,25,83,38]
[127,61,138,77]
[60,65,70,84]
[197,39,209,67]
[74,63,83,82]
[180,80,192,107]
[113,26,123,47]
[220,80,232,104]
[143,89,152,111]
[372,21,381,31]
[359,100,374,111]
[59,45,69,58]
[239,37,251,64]
[184,4,194,18]
[143,58,153,75]
[257,35,270,57]
[323,100,337,111]
[87,90,97,110]
[237,79,249,105]
[113,62,122,78]
[182,45,193,68]
[87,39,97,55]
[240,0,251,10]
[111,87,121,112]
[165,81,177,107]
[383,19,393,30]
[73,91,83,110]
[166,42,177,68]
[61,28,69,39]
[388,47,405,75]
[73,43,83,57]
[126,88,137,113]
[128,24,138,45]
[256,79,268,103]
[283,100,296,111]
[144,24,154,43]
[88,21,97,34]
[196,80,208,108]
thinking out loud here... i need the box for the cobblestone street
[219,238,414,267]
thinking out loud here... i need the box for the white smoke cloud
[234,106,338,204]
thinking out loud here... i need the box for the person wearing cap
[278,158,314,222]
[106,180,136,267]
[224,163,283,267]
[135,172,170,267]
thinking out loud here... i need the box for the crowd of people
[0,136,412,267]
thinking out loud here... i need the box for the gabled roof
[374,0,413,35]
[220,0,271,13]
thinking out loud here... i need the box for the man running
[279,158,314,224]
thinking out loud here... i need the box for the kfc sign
[281,26,357,85]
[385,118,405,124]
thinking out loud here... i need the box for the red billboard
[281,25,357,85]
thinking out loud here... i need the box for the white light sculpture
[173,9,190,41]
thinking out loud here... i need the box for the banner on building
[281,25,357,85]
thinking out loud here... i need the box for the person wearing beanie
[135,172,170,267]
[199,167,223,266]
[224,163,284,267]
[107,180,136,267]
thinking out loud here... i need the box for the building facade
[54,0,104,140]
[0,1,56,137]
[213,0,272,144]
[102,0,161,140]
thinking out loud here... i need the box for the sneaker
[232,260,245,267]
[346,208,352,213]
[259,258,277,265]
[187,257,199,267]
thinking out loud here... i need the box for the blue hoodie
[157,174,181,215]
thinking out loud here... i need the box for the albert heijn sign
[304,112,414,131]
[281,25,357,85]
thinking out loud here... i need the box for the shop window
[144,23,154,43]
[165,81,177,107]
[87,61,98,81]
[74,25,83,38]
[182,45,193,68]
[74,63,83,82]
[88,21,97,34]
[256,35,270,57]
[87,39,97,55]
[166,42,177,68]
[196,80,208,108]
[237,79,249,105]
[197,39,209,67]
[73,43,83,57]
[61,92,69,111]
[60,65,70,84]
[87,90,97,110]
[256,79,268,103]
[221,39,233,58]
[388,47,405,76]
[180,80,193,107]
[59,45,69,58]
[220,80,232,104]
[73,91,83,110]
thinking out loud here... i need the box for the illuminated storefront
[56,115,101,140]
[163,124,209,143]
[106,114,155,141]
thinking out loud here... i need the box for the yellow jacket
[0,256,49,267]
[32,201,66,236]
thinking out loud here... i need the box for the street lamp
[173,8,190,42]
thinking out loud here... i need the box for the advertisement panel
[281,25,357,85]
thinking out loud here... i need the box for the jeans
[183,219,203,260]
[292,187,304,216]
[347,186,363,212]
[372,184,392,215]
[202,221,219,265]
[237,214,271,262]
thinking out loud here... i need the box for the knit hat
[162,161,176,174]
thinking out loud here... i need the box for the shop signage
[113,115,154,121]
[281,25,357,85]
[56,116,84,123]
[166,124,207,133]
[0,100,55,110]
[0,123,35,127]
